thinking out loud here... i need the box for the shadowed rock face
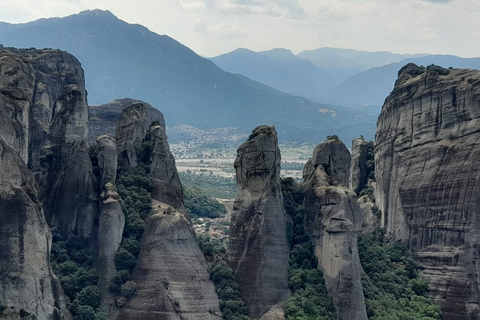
[147,123,183,208]
[0,48,84,171]
[375,63,480,319]
[0,139,71,320]
[227,125,290,319]
[303,138,367,320]
[349,137,370,194]
[115,103,149,170]
[88,98,165,146]
[40,84,98,239]
[114,112,220,320]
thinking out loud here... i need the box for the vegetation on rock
[197,235,249,320]
[109,164,152,296]
[184,186,227,218]
[50,232,104,319]
[281,178,336,320]
[358,229,441,320]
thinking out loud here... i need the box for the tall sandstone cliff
[0,140,71,320]
[113,103,220,320]
[302,138,367,320]
[227,125,290,320]
[375,63,480,319]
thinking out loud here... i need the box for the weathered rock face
[349,137,370,194]
[303,138,351,187]
[114,114,220,320]
[115,103,149,170]
[40,84,98,239]
[97,182,124,303]
[227,125,290,319]
[375,64,480,319]
[96,135,118,189]
[0,139,71,320]
[88,98,164,145]
[114,201,221,320]
[303,138,367,320]
[0,48,84,172]
[357,195,379,235]
[146,123,183,208]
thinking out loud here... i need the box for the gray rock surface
[96,135,118,189]
[348,137,370,194]
[40,84,98,238]
[304,137,351,187]
[98,182,125,305]
[146,122,183,208]
[113,201,221,320]
[0,48,84,171]
[357,195,379,235]
[227,125,290,319]
[113,114,220,319]
[115,103,149,170]
[303,139,367,320]
[0,139,71,320]
[375,63,480,319]
[88,98,164,144]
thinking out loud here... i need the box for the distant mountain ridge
[0,9,378,143]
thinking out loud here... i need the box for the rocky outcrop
[114,201,221,320]
[303,137,351,187]
[0,139,71,319]
[302,138,367,320]
[114,113,220,320]
[348,137,370,194]
[375,64,480,319]
[97,182,125,304]
[96,135,118,189]
[357,195,379,235]
[115,103,149,170]
[40,84,98,239]
[146,122,183,208]
[88,98,164,145]
[0,48,84,172]
[227,125,290,319]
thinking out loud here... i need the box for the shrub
[76,286,101,309]
[74,305,95,320]
[114,249,137,272]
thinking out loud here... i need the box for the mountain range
[0,10,376,144]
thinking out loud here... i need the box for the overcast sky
[0,0,478,57]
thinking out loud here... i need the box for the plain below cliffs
[227,125,290,320]
[302,137,367,320]
[112,103,220,320]
[375,63,480,319]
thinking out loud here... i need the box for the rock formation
[40,84,98,239]
[96,135,118,189]
[227,125,290,319]
[113,108,220,320]
[0,48,84,173]
[375,63,480,319]
[115,103,149,170]
[88,98,164,145]
[146,122,183,208]
[348,137,370,194]
[0,139,71,320]
[302,137,367,320]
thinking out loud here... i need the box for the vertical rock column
[0,139,71,320]
[227,125,290,320]
[113,106,220,320]
[302,137,367,320]
[375,64,480,319]
[40,84,98,239]
[95,135,125,304]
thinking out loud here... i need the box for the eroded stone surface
[303,139,367,320]
[0,139,71,320]
[227,125,290,319]
[375,64,480,319]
